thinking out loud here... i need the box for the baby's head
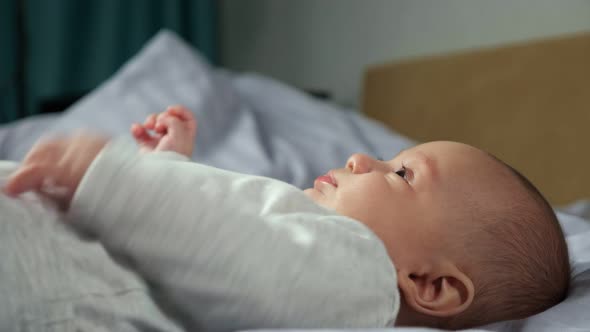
[304,141,570,329]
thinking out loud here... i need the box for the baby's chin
[303,188,325,205]
[303,188,315,199]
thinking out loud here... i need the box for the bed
[362,32,590,205]
[0,30,589,331]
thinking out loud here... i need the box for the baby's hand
[131,105,197,158]
[3,133,109,210]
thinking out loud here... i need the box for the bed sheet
[0,30,588,331]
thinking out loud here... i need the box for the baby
[3,106,570,330]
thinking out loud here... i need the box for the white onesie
[66,139,400,331]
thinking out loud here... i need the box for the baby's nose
[346,153,375,174]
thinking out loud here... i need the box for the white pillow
[44,30,242,158]
[3,29,415,189]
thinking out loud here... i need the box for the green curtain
[0,0,218,124]
[0,1,18,123]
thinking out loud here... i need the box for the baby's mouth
[315,171,337,187]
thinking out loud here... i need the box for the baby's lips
[316,171,337,187]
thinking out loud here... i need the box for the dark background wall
[0,0,218,124]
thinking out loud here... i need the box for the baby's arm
[3,135,398,330]
[131,105,197,158]
[68,140,398,331]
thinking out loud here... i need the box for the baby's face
[304,141,511,265]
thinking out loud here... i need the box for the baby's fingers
[143,114,158,130]
[166,105,193,121]
[167,106,197,133]
[157,115,184,135]
[131,124,160,152]
[131,124,151,140]
[3,164,48,196]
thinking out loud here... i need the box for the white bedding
[0,30,588,332]
[0,30,413,191]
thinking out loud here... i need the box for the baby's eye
[395,166,407,180]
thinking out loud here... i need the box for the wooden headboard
[362,32,590,205]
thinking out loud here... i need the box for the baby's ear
[397,264,474,318]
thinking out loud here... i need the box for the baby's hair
[445,156,570,329]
